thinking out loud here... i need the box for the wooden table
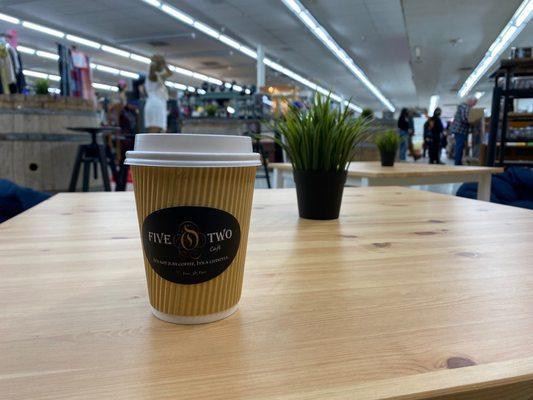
[270,162,503,201]
[1,188,533,399]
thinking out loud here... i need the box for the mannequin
[144,54,172,133]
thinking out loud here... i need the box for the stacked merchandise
[0,29,26,94]
[57,44,94,100]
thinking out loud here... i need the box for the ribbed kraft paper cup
[125,134,260,324]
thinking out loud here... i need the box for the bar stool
[67,127,117,192]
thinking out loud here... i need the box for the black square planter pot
[379,149,396,167]
[293,170,348,220]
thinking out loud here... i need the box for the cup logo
[176,222,205,259]
[142,207,241,285]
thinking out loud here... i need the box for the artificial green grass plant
[375,130,401,154]
[274,94,371,172]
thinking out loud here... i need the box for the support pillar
[256,45,265,89]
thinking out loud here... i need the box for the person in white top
[144,55,172,133]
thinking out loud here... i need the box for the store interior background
[0,0,531,195]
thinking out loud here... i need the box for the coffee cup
[125,133,260,324]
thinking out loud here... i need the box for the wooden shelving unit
[487,58,533,167]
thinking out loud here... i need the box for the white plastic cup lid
[125,133,261,168]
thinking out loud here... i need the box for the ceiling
[0,0,531,112]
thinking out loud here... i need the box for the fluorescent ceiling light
[48,74,61,81]
[36,50,59,60]
[93,83,119,92]
[172,66,193,76]
[428,95,439,115]
[120,70,140,79]
[175,83,187,90]
[516,0,533,25]
[66,34,101,49]
[22,21,64,38]
[474,91,485,100]
[48,87,60,94]
[239,45,257,59]
[232,84,243,92]
[192,72,209,81]
[224,82,232,89]
[0,13,20,24]
[459,0,532,97]
[143,0,358,110]
[23,70,49,79]
[283,0,301,14]
[219,35,241,50]
[244,88,251,94]
[17,45,35,55]
[142,0,161,7]
[130,53,151,64]
[299,12,317,30]
[193,21,220,39]
[207,77,223,85]
[101,45,130,58]
[5,6,266,103]
[197,88,206,95]
[187,86,196,92]
[280,0,394,112]
[96,64,120,75]
[227,106,236,114]
[161,4,194,25]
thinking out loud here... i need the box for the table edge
[269,163,504,178]
[295,357,533,399]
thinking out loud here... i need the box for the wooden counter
[1,188,532,399]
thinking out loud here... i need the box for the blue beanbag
[0,180,51,223]
[456,167,533,210]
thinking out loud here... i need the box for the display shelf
[487,58,533,167]
[508,112,533,118]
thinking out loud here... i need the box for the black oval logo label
[142,206,241,285]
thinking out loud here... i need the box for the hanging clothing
[7,45,24,93]
[69,49,94,100]
[144,71,168,130]
[0,43,16,94]
[58,44,71,96]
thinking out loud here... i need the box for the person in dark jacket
[397,108,410,161]
[422,118,431,158]
[428,107,444,164]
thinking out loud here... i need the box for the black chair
[68,127,117,192]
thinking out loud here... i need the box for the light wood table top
[1,188,533,399]
[270,161,503,179]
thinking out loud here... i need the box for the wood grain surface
[1,187,532,400]
[270,161,503,179]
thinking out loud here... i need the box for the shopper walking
[428,107,444,164]
[450,98,477,165]
[397,108,410,161]
[144,55,172,133]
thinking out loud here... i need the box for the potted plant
[34,79,50,95]
[274,94,371,220]
[205,103,218,117]
[375,130,400,167]
[360,108,374,121]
